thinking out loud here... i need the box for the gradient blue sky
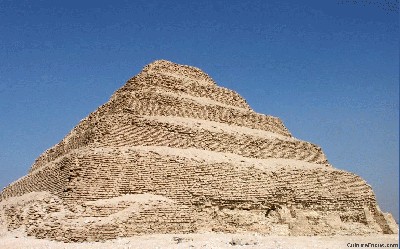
[0,0,398,220]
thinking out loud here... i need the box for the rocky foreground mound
[0,60,397,242]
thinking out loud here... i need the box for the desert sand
[0,228,398,249]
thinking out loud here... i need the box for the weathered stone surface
[0,60,397,241]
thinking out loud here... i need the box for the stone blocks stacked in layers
[0,60,397,242]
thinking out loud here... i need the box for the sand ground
[0,229,398,249]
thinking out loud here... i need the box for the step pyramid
[0,60,397,241]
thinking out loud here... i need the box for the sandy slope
[0,229,398,249]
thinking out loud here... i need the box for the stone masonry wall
[0,157,69,200]
[108,91,289,136]
[28,112,322,174]
[123,72,251,109]
[60,148,374,212]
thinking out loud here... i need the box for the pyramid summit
[0,60,397,241]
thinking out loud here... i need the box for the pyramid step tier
[3,146,374,213]
[29,113,327,173]
[107,90,291,136]
[142,59,217,87]
[123,70,251,110]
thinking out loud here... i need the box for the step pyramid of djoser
[1,60,397,239]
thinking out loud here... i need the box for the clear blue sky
[0,0,398,221]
